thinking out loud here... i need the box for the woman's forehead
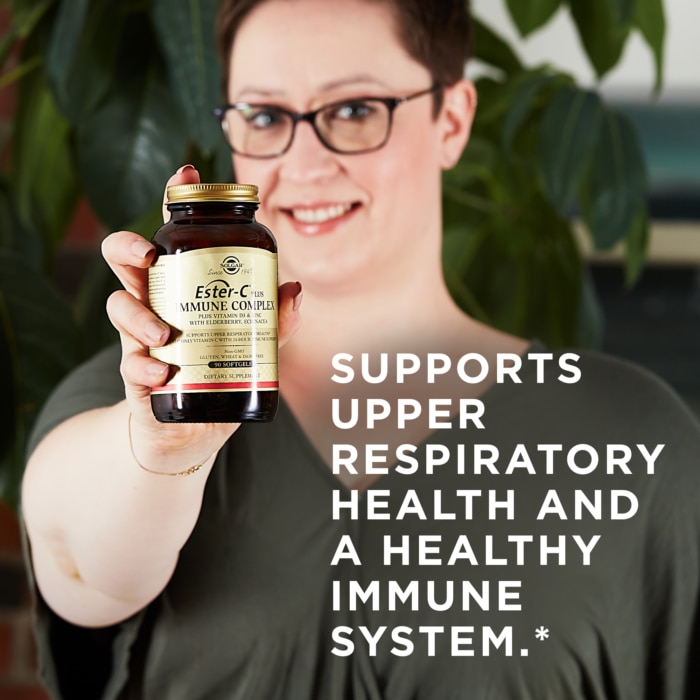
[228,0,427,100]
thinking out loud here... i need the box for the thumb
[162,165,201,221]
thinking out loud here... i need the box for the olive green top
[23,344,700,699]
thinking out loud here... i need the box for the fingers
[103,165,201,301]
[278,281,303,348]
[102,164,301,421]
[107,279,302,390]
[162,164,200,221]
[107,289,169,347]
[107,288,237,460]
[106,290,170,398]
[102,231,156,302]
[100,165,243,461]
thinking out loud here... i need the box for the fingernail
[147,362,168,378]
[131,238,154,259]
[146,321,169,344]
[292,281,303,312]
[176,164,196,174]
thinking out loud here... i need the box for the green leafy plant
[442,0,663,347]
[0,0,664,506]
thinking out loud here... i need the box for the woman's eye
[244,108,285,129]
[330,101,377,121]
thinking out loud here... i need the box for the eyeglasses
[213,84,441,159]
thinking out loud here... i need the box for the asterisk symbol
[535,626,549,641]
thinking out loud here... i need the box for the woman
[22,0,700,698]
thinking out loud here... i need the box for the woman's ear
[437,79,477,169]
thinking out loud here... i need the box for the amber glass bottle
[148,183,278,422]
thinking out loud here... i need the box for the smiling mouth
[286,202,357,224]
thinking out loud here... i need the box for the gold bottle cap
[166,183,259,204]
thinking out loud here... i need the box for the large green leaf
[442,225,492,324]
[539,86,604,214]
[211,141,236,183]
[634,0,665,91]
[566,0,630,78]
[0,251,82,507]
[445,214,585,347]
[71,201,164,357]
[76,59,188,230]
[45,0,123,122]
[73,257,120,357]
[9,63,78,264]
[501,68,564,152]
[471,76,517,127]
[580,108,647,250]
[611,0,636,23]
[0,177,43,266]
[505,0,561,37]
[443,150,589,347]
[151,0,222,154]
[452,136,499,178]
[471,16,523,75]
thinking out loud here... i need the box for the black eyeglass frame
[213,83,442,159]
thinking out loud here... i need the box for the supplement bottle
[148,183,278,422]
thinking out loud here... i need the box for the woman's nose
[278,121,341,183]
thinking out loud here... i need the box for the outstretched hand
[101,165,302,472]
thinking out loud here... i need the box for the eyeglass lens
[222,99,392,157]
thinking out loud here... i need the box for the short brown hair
[216,0,472,109]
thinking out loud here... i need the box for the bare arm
[22,400,221,627]
[22,166,302,628]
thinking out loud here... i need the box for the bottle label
[148,246,278,394]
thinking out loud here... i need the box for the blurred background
[473,0,700,418]
[0,0,698,696]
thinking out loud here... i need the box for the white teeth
[290,203,352,223]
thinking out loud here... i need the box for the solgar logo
[221,256,242,275]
